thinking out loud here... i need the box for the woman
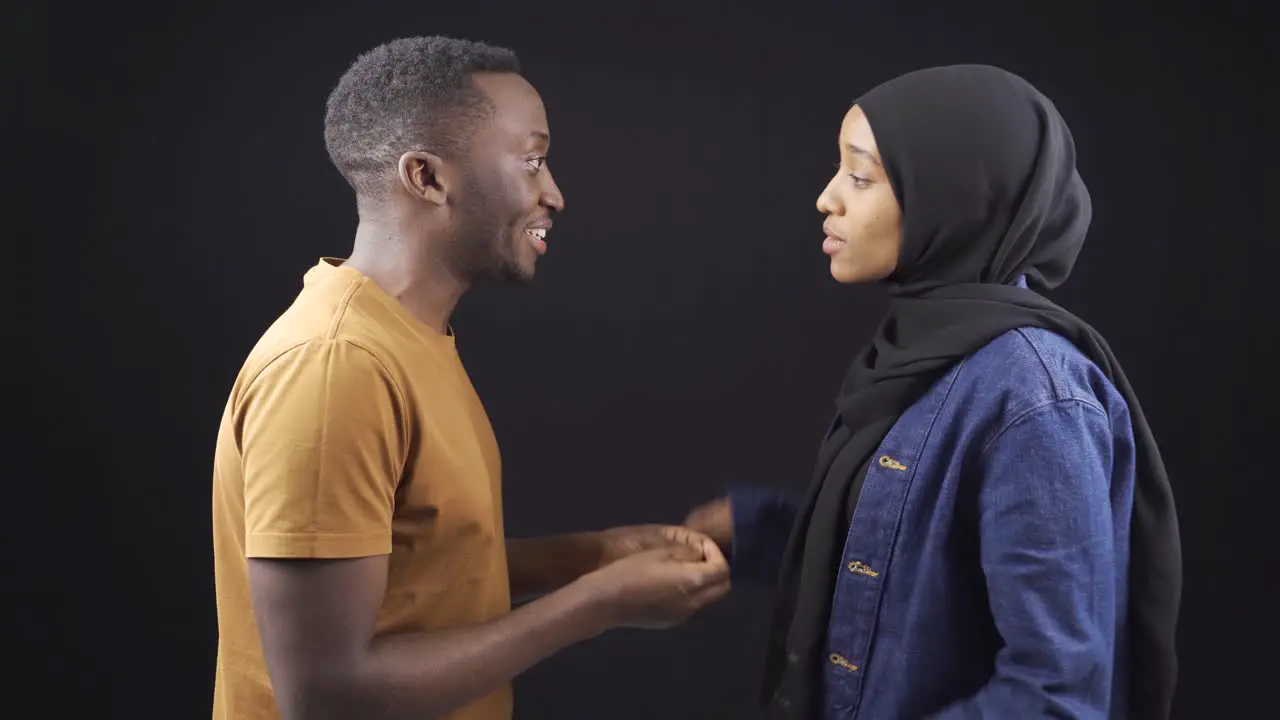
[685,65,1180,719]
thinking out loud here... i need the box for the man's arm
[236,340,730,718]
[250,555,603,719]
[506,534,603,599]
[251,541,729,720]
[506,525,698,599]
[927,400,1125,719]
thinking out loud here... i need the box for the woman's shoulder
[950,326,1129,422]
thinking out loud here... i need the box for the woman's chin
[829,253,895,285]
[829,258,870,285]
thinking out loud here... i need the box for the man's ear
[397,151,449,206]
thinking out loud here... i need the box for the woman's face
[816,105,903,284]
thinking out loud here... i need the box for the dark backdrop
[13,1,1276,718]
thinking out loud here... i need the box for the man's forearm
[296,580,609,720]
[506,533,603,598]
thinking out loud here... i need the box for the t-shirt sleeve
[237,339,407,559]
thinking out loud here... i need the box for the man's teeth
[526,228,547,240]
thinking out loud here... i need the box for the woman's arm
[686,488,803,588]
[927,398,1129,719]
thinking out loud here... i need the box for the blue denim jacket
[731,325,1135,719]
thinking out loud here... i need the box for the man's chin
[507,248,538,283]
[474,257,534,285]
[502,270,535,285]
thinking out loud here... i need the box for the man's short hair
[323,36,520,199]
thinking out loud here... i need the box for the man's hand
[577,529,731,630]
[683,497,733,553]
[508,525,699,598]
[596,524,698,566]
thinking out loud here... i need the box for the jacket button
[828,652,860,672]
[847,560,880,577]
[878,455,908,470]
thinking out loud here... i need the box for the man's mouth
[525,227,548,255]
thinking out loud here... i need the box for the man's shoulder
[233,275,407,397]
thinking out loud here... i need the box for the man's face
[446,72,565,284]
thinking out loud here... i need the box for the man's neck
[344,215,467,336]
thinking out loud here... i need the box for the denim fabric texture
[732,324,1135,719]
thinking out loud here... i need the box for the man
[211,37,731,720]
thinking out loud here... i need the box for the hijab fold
[761,65,1181,720]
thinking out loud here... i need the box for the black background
[13,0,1276,717]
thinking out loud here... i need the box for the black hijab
[762,65,1181,719]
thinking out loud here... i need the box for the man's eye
[526,156,546,172]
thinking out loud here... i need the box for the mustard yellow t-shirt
[211,258,512,720]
